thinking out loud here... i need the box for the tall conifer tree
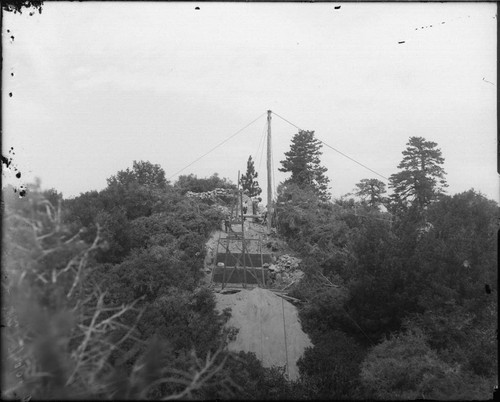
[279,130,331,200]
[240,156,262,198]
[354,178,387,208]
[389,136,447,209]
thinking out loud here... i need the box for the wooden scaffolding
[211,177,272,289]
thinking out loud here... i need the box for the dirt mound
[214,287,312,380]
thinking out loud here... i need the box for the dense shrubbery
[297,330,365,399]
[360,327,493,400]
[2,163,277,400]
[276,133,497,399]
[3,151,497,400]
[2,162,305,400]
[278,185,498,399]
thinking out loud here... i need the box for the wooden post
[267,110,272,233]
[234,172,240,222]
[260,236,265,287]
[223,238,229,290]
[240,178,247,288]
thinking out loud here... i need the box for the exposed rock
[268,255,304,288]
[214,287,312,381]
[266,240,280,251]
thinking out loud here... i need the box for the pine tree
[389,137,448,209]
[279,130,330,200]
[240,156,262,198]
[354,178,387,208]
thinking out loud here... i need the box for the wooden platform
[212,266,269,285]
[216,252,272,267]
[212,231,271,288]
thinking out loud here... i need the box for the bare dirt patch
[214,287,312,381]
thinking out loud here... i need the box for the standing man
[224,216,232,232]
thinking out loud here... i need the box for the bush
[297,331,365,399]
[2,185,232,400]
[360,328,494,400]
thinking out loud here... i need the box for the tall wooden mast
[267,110,272,232]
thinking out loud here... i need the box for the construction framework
[211,234,272,288]
[211,176,272,289]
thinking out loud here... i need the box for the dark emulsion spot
[1,155,12,168]
[16,172,21,179]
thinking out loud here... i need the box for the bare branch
[63,229,84,245]
[160,347,226,401]
[67,224,102,298]
[316,271,340,288]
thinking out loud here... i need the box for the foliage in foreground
[2,163,308,400]
[2,139,497,399]
[1,183,235,400]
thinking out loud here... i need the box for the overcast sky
[2,2,497,202]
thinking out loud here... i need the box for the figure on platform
[253,197,261,215]
[224,216,232,232]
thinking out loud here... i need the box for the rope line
[320,140,389,181]
[254,119,267,167]
[272,111,389,181]
[281,296,290,379]
[271,143,277,200]
[168,112,266,180]
[272,111,303,131]
[256,120,268,180]
[342,307,376,346]
[259,296,264,362]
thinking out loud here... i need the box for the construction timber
[210,170,274,289]
[211,233,272,288]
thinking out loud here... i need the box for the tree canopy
[240,156,262,198]
[106,160,168,190]
[279,130,330,200]
[389,137,448,209]
[173,173,236,195]
[354,178,387,208]
[3,144,497,400]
